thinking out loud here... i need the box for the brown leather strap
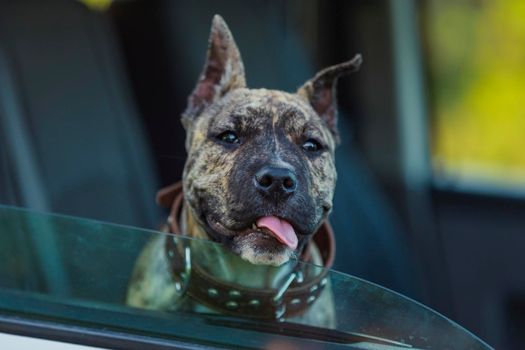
[156,181,184,233]
[158,182,335,320]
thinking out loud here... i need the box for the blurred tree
[426,0,525,187]
[79,0,112,11]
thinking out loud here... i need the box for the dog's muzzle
[156,182,336,320]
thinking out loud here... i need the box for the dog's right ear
[182,15,246,129]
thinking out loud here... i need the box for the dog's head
[181,15,361,266]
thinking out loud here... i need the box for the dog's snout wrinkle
[254,166,297,200]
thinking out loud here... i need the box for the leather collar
[156,182,336,320]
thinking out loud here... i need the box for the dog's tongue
[256,216,298,250]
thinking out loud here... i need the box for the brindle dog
[127,15,361,326]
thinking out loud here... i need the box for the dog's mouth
[254,216,298,249]
[205,215,299,250]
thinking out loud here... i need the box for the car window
[0,205,491,349]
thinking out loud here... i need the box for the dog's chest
[127,235,335,327]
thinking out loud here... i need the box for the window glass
[423,0,525,190]
[0,205,491,349]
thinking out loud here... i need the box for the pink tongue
[256,216,298,250]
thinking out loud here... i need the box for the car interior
[0,1,523,349]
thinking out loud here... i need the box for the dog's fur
[127,15,361,326]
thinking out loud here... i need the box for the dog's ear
[297,54,362,144]
[182,15,246,128]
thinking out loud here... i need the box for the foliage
[426,0,525,186]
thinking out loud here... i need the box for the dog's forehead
[216,88,316,120]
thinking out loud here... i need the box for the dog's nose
[254,166,297,199]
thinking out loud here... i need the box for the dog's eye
[302,139,322,152]
[217,131,240,144]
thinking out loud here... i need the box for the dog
[127,15,361,327]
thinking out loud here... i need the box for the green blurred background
[424,0,525,189]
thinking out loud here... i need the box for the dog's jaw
[182,202,297,266]
[233,232,295,266]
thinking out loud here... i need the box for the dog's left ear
[297,54,362,144]
[182,15,246,129]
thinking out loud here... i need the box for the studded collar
[156,182,335,320]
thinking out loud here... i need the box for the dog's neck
[180,203,295,289]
